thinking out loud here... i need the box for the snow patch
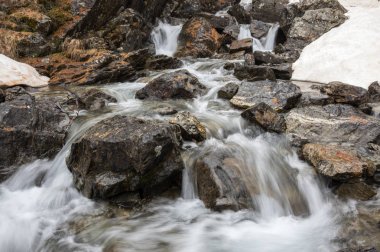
[292,6,380,89]
[0,54,49,88]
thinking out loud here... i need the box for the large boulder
[227,4,251,24]
[286,105,380,146]
[0,88,72,181]
[241,102,286,133]
[135,70,207,100]
[230,80,302,111]
[251,0,289,23]
[67,115,184,206]
[175,17,221,58]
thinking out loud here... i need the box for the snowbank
[292,1,380,89]
[0,54,49,88]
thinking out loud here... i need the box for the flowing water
[0,18,355,252]
[151,21,183,57]
[238,24,279,51]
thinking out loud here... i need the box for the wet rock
[230,80,302,111]
[223,24,240,40]
[169,111,206,142]
[337,247,378,252]
[359,103,373,115]
[230,38,253,53]
[249,20,271,38]
[286,105,380,146]
[234,65,276,82]
[175,17,221,58]
[145,55,183,70]
[335,182,377,201]
[303,143,367,181]
[195,150,251,211]
[223,62,236,71]
[78,88,116,111]
[135,70,207,100]
[241,102,286,133]
[218,83,239,100]
[288,8,347,43]
[320,81,368,106]
[0,88,72,181]
[368,81,380,103]
[67,115,184,206]
[227,4,251,24]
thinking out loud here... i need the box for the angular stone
[368,81,380,103]
[135,70,207,100]
[234,65,276,82]
[250,20,271,38]
[67,116,184,205]
[303,143,367,181]
[78,88,116,110]
[217,82,239,100]
[230,80,302,111]
[169,111,206,142]
[227,4,251,24]
[320,81,368,106]
[241,102,286,133]
[230,38,253,53]
[286,104,380,145]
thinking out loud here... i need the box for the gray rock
[335,182,377,201]
[230,38,253,53]
[67,115,184,206]
[368,81,380,103]
[218,83,239,100]
[320,81,368,106]
[145,55,183,70]
[250,20,271,38]
[227,4,251,24]
[230,80,302,111]
[286,104,380,145]
[234,65,276,82]
[135,70,207,100]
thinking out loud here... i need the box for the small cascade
[151,21,182,57]
[240,0,253,9]
[238,23,279,52]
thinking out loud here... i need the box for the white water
[151,21,182,57]
[238,24,279,52]
[0,33,344,251]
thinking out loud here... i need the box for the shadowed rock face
[135,70,208,100]
[67,115,184,206]
[0,88,73,181]
[175,17,221,58]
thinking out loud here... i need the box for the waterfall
[238,23,279,52]
[240,0,253,9]
[151,21,182,57]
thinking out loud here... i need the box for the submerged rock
[230,80,301,111]
[175,17,221,58]
[335,182,376,201]
[195,150,251,211]
[135,70,207,100]
[67,116,184,207]
[169,111,206,142]
[78,88,116,111]
[241,102,286,133]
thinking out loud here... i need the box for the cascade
[151,21,182,57]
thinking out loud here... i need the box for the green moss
[47,7,72,27]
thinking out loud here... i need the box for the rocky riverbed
[0,0,380,251]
